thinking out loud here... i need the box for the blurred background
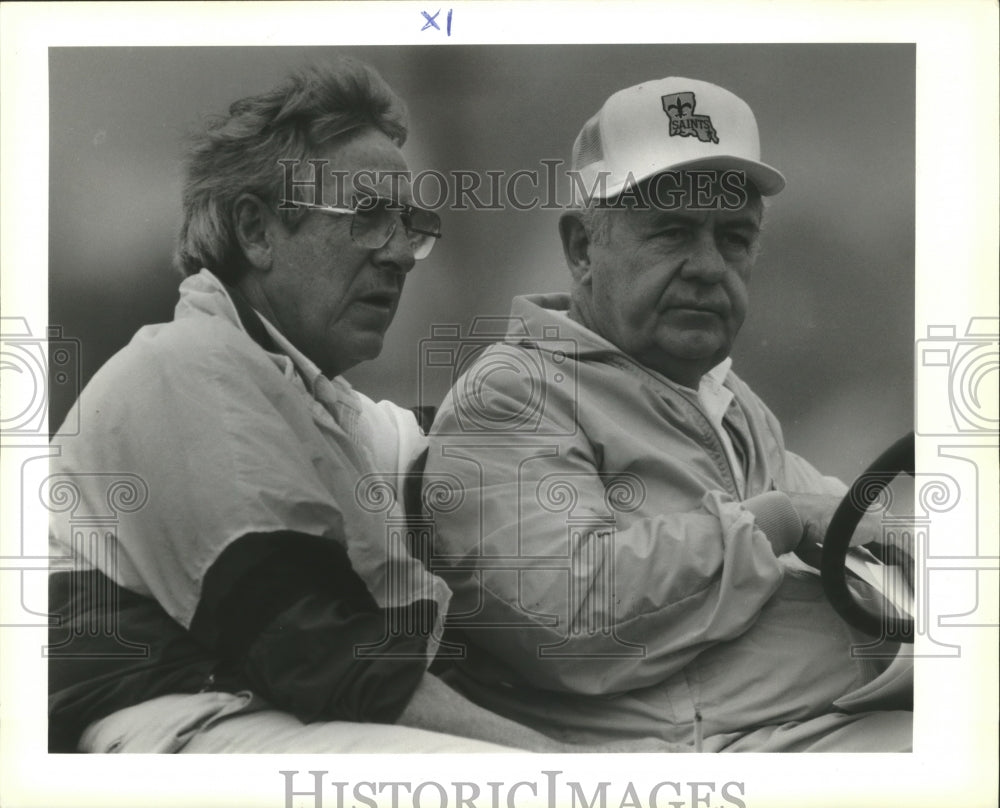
[49,44,914,483]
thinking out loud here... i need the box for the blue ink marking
[447,8,452,36]
[421,9,441,31]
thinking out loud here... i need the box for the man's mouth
[670,302,724,316]
[356,291,398,311]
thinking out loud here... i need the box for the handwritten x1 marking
[421,9,441,30]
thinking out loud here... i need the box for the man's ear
[559,212,593,286]
[233,194,274,273]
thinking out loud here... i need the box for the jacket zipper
[608,356,741,498]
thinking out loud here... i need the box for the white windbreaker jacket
[425,293,902,746]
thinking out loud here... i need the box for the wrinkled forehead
[624,169,764,216]
[310,127,414,205]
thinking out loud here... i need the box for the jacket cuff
[743,491,803,556]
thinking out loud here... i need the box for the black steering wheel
[820,431,915,643]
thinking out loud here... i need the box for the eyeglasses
[281,197,442,260]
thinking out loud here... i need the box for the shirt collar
[253,310,360,403]
[255,314,322,388]
[696,356,735,428]
[704,356,733,386]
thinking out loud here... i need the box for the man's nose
[679,231,727,283]
[372,219,416,276]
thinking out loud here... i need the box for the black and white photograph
[1,3,997,808]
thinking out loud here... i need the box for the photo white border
[2,2,997,807]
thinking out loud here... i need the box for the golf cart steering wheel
[820,431,915,643]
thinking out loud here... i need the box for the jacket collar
[176,269,354,398]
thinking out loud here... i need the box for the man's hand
[786,492,883,567]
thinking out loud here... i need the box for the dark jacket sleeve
[48,569,217,753]
[49,531,437,751]
[188,531,437,725]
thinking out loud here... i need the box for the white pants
[80,692,521,754]
[80,692,911,754]
[702,710,912,752]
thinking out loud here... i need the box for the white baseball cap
[571,76,785,202]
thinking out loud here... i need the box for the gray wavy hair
[175,59,408,282]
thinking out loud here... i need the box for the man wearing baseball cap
[424,77,912,751]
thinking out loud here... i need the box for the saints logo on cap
[661,92,719,145]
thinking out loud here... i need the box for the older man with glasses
[47,60,676,754]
